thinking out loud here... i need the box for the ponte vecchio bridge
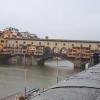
[0,28,100,68]
[0,37,100,68]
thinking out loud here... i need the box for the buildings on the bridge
[1,27,38,39]
[0,27,100,59]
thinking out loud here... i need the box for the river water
[0,60,80,98]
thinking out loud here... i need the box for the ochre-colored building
[0,28,100,59]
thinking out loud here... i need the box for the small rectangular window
[16,41,18,43]
[1,40,4,43]
[72,44,74,46]
[39,42,41,45]
[47,42,49,45]
[31,42,33,44]
[55,43,57,46]
[24,41,26,44]
[63,43,66,46]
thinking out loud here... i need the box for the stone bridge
[0,28,100,67]
[35,47,90,69]
[0,46,89,69]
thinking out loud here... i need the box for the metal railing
[0,88,39,100]
[25,88,39,100]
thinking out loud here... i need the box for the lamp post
[24,69,27,97]
[56,57,59,83]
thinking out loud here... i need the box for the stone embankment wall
[8,56,37,65]
[30,63,100,100]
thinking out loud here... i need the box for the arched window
[16,41,18,43]
[55,43,57,46]
[47,42,49,45]
[72,44,74,47]
[31,42,33,44]
[89,44,91,48]
[1,40,4,43]
[63,43,66,46]
[39,42,41,45]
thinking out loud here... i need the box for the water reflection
[0,60,80,98]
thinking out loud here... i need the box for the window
[23,41,26,44]
[1,40,4,43]
[63,43,66,46]
[72,44,74,47]
[16,41,18,43]
[89,45,91,48]
[31,42,33,44]
[39,42,41,45]
[55,43,57,46]
[47,42,49,45]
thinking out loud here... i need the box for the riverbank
[0,60,80,99]
[30,63,100,100]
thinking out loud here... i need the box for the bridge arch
[37,46,89,69]
[43,46,52,56]
[52,47,59,54]
[38,47,88,69]
[60,47,68,55]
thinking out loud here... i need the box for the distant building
[0,27,100,59]
[1,27,38,39]
[30,34,38,38]
[20,32,30,38]
[2,27,19,38]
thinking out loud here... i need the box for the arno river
[0,60,80,98]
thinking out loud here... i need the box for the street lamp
[56,57,59,83]
[24,69,27,97]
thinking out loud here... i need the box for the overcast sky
[0,0,100,40]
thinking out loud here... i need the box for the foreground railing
[25,88,39,100]
[0,88,39,100]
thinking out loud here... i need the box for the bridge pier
[0,54,38,65]
[31,55,38,65]
[37,59,45,66]
[0,54,11,64]
[22,55,37,65]
[16,55,22,64]
[0,50,90,69]
[8,55,37,65]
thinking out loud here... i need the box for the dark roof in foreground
[31,64,100,100]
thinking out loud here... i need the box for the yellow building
[0,27,100,59]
